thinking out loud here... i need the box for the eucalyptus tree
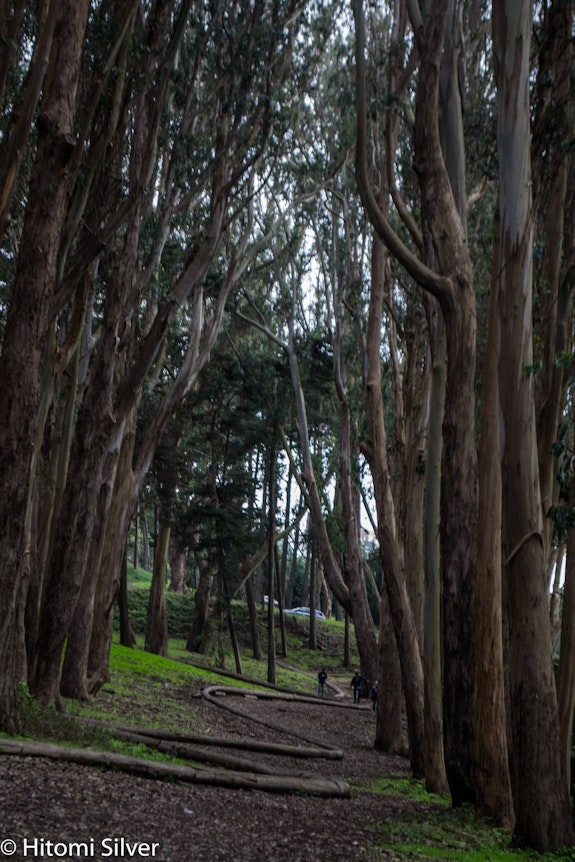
[532,0,575,545]
[0,0,305,723]
[495,0,573,847]
[355,0,477,799]
[0,0,93,732]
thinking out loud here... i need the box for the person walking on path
[317,668,328,697]
[350,671,363,704]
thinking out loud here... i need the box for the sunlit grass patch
[358,775,450,807]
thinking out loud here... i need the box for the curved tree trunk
[285,319,378,680]
[363,224,424,777]
[354,0,478,800]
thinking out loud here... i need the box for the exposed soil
[0,678,427,862]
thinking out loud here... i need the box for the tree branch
[352,0,451,303]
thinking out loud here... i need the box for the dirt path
[0,684,414,861]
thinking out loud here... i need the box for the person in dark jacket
[350,671,363,704]
[317,668,328,697]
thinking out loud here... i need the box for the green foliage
[548,423,575,544]
[123,584,195,639]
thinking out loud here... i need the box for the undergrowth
[361,775,574,862]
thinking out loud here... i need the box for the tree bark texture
[474,217,514,828]
[186,557,214,654]
[363,227,425,776]
[145,523,170,657]
[0,0,91,730]
[266,441,277,685]
[422,301,448,796]
[0,738,350,798]
[374,584,403,754]
[495,0,574,848]
[354,0,477,800]
[532,0,574,548]
[413,0,478,805]
[557,478,575,791]
[118,552,137,649]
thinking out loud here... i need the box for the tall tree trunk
[141,511,151,572]
[354,0,478,800]
[308,548,317,651]
[333,285,377,683]
[284,321,377,678]
[363,223,424,777]
[374,583,403,754]
[118,551,136,649]
[228,607,243,676]
[187,556,214,654]
[87,420,137,693]
[429,1,478,804]
[532,0,574,551]
[169,543,188,593]
[133,512,139,570]
[401,332,427,646]
[146,523,170,657]
[59,480,113,700]
[557,478,575,792]
[267,440,277,685]
[474,216,513,827]
[495,0,574,848]
[245,577,262,661]
[422,303,449,795]
[286,524,300,610]
[0,0,90,731]
[275,546,288,658]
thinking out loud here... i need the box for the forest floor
[0,654,557,862]
[0,676,415,861]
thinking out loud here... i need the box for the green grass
[7,643,271,757]
[360,776,572,862]
[126,564,153,588]
[7,629,574,862]
[122,583,360,677]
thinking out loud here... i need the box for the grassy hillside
[123,571,359,682]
